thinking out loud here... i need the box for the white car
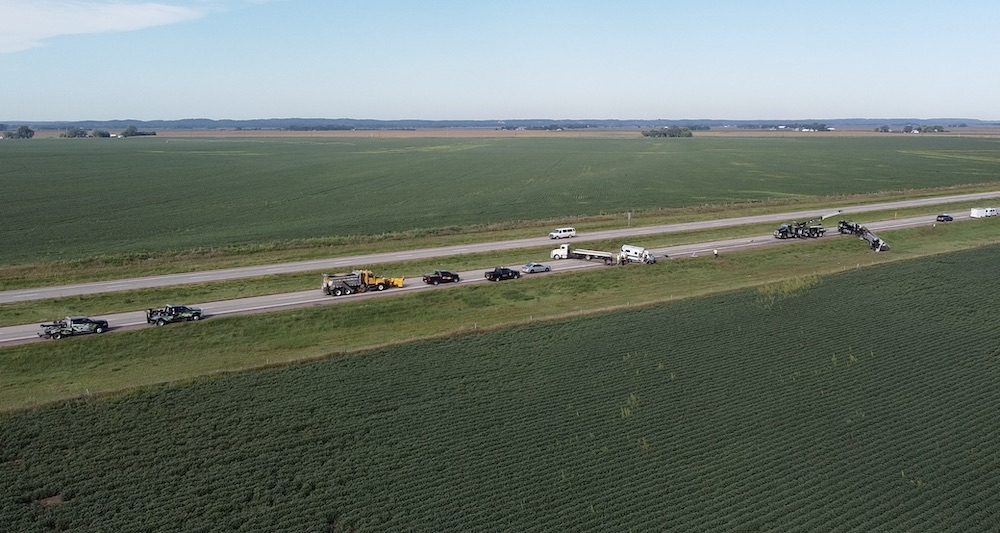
[522,262,551,273]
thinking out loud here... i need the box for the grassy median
[2,218,998,411]
[2,183,997,291]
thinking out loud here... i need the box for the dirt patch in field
[36,494,64,506]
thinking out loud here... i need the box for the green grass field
[5,133,1000,530]
[2,244,998,531]
[4,135,1000,265]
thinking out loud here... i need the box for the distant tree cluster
[58,128,113,138]
[875,125,946,133]
[642,126,693,138]
[738,123,830,131]
[285,124,354,131]
[121,125,156,137]
[2,125,35,139]
[524,124,592,131]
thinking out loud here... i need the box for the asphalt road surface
[0,209,976,346]
[1,191,996,304]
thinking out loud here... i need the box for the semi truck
[322,270,405,296]
[550,244,617,264]
[550,244,657,265]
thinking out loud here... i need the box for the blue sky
[2,0,998,121]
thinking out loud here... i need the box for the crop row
[4,136,1000,263]
[2,245,1000,530]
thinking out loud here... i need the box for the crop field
[2,245,998,531]
[3,135,1000,264]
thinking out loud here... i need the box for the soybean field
[4,135,1000,263]
[2,245,998,531]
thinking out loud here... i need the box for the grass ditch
[1,218,998,412]
[1,183,996,291]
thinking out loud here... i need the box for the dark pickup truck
[146,304,203,326]
[484,267,521,281]
[422,270,461,285]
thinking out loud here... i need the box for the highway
[0,208,976,346]
[1,190,996,304]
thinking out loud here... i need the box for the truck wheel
[333,288,343,296]
[156,319,166,327]
[376,283,386,291]
[95,326,105,334]
[192,314,201,321]
[585,255,593,260]
[52,332,62,340]
[433,280,439,285]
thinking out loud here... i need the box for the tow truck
[39,316,109,340]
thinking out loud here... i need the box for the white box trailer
[971,207,998,218]
[620,244,656,264]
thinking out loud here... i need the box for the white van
[970,208,998,218]
[549,227,576,239]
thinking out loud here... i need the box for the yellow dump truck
[321,270,405,296]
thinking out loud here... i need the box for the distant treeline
[6,118,998,133]
[642,127,694,138]
[284,125,355,131]
[874,125,948,133]
[50,125,156,138]
[738,123,831,131]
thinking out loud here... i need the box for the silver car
[522,262,551,274]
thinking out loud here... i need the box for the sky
[2,0,999,121]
